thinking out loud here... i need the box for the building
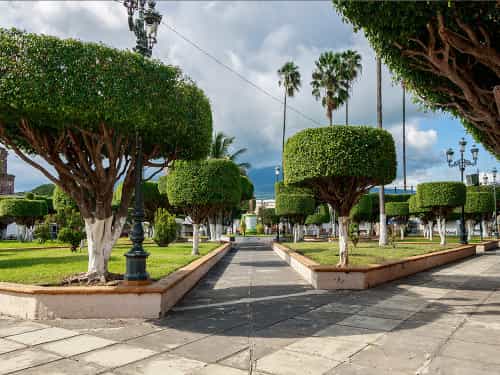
[0,147,14,195]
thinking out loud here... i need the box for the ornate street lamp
[492,167,499,239]
[446,138,479,244]
[275,166,280,241]
[121,0,162,284]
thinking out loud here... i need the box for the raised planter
[273,242,478,290]
[476,240,500,253]
[0,242,232,319]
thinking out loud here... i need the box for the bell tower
[0,147,15,195]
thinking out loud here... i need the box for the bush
[58,227,84,252]
[153,208,177,246]
[256,223,264,235]
[34,222,51,243]
[348,222,360,248]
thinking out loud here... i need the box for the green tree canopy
[0,199,48,225]
[240,175,254,202]
[275,194,315,224]
[386,202,409,218]
[464,191,494,216]
[53,186,78,212]
[114,181,167,223]
[261,208,278,226]
[332,1,499,155]
[306,204,331,225]
[350,194,373,223]
[417,181,466,216]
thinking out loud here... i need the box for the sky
[0,1,498,193]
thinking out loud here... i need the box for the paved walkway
[1,241,500,374]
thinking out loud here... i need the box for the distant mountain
[247,166,415,199]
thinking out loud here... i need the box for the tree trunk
[376,57,387,247]
[337,216,349,267]
[466,220,473,242]
[482,219,488,238]
[192,223,200,255]
[400,224,405,240]
[85,216,125,280]
[208,216,216,241]
[428,221,433,241]
[345,98,349,125]
[436,216,446,246]
[216,211,223,240]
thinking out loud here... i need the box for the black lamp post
[275,166,280,242]
[122,0,162,284]
[491,168,499,239]
[446,138,479,245]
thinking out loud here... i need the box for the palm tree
[341,50,362,125]
[210,131,251,172]
[277,61,301,175]
[377,56,388,246]
[311,51,349,126]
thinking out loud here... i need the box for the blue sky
[0,1,497,193]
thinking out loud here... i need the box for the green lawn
[0,242,219,285]
[396,235,487,244]
[0,240,64,249]
[289,241,458,267]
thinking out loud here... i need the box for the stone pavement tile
[0,337,26,354]
[14,358,102,375]
[312,324,383,344]
[218,349,251,371]
[441,339,500,365]
[357,305,415,320]
[422,355,500,375]
[373,295,429,312]
[256,349,339,375]
[125,328,209,352]
[408,310,467,327]
[285,336,368,361]
[395,319,459,339]
[76,344,157,368]
[451,320,500,346]
[169,334,249,363]
[44,319,146,331]
[189,364,249,375]
[0,321,48,338]
[41,334,116,356]
[114,353,206,375]
[373,329,445,350]
[0,348,61,375]
[264,315,342,337]
[325,362,407,375]
[337,314,403,332]
[8,327,79,346]
[81,323,162,341]
[313,302,363,314]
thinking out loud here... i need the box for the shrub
[58,227,84,252]
[34,222,51,243]
[153,208,177,246]
[348,222,360,248]
[256,223,264,235]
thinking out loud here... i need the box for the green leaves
[464,191,494,215]
[385,202,409,218]
[416,182,466,214]
[0,198,48,219]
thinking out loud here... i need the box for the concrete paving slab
[441,339,500,365]
[14,358,102,375]
[422,355,500,375]
[286,336,368,361]
[312,324,383,343]
[0,337,26,354]
[0,321,48,338]
[114,353,206,375]
[257,349,339,375]
[0,348,61,375]
[77,344,157,368]
[41,334,116,356]
[8,327,79,346]
[82,323,162,341]
[189,364,249,375]
[170,334,249,363]
[337,314,403,331]
[357,305,416,320]
[125,328,209,352]
[326,362,407,375]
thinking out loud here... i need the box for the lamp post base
[124,251,150,284]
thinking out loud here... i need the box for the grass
[396,235,487,244]
[288,241,458,267]
[0,240,64,249]
[0,241,219,285]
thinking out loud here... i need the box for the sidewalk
[0,243,499,374]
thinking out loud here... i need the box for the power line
[160,20,322,127]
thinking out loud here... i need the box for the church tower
[0,147,15,195]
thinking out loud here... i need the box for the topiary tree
[464,191,494,240]
[275,182,315,242]
[306,204,331,238]
[153,208,177,247]
[284,126,396,266]
[0,199,48,241]
[167,159,241,255]
[350,194,373,224]
[0,29,212,280]
[409,194,435,240]
[417,182,466,245]
[386,202,410,239]
[332,2,499,156]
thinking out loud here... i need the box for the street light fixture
[446,138,479,244]
[492,167,499,239]
[121,0,162,284]
[275,166,280,184]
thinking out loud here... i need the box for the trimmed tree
[167,159,241,255]
[284,126,396,265]
[0,199,48,241]
[409,194,435,240]
[332,2,499,155]
[464,191,494,240]
[152,208,177,246]
[306,204,331,238]
[275,192,315,243]
[386,202,409,239]
[417,182,466,245]
[0,29,212,280]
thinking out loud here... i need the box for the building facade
[0,147,15,195]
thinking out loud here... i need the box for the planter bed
[273,242,478,290]
[476,240,499,253]
[0,242,232,319]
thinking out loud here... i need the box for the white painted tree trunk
[216,211,223,240]
[400,225,405,240]
[466,220,474,242]
[208,216,216,241]
[338,216,349,267]
[436,216,446,245]
[379,213,387,246]
[482,219,488,238]
[192,223,200,255]
[293,224,298,243]
[316,225,320,238]
[428,222,433,241]
[85,216,126,280]
[423,224,428,239]
[328,204,335,237]
[17,225,27,242]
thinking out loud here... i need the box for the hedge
[385,202,409,218]
[408,195,431,215]
[275,181,313,197]
[284,126,396,187]
[467,185,500,209]
[0,199,48,219]
[417,182,466,209]
[275,193,315,220]
[464,191,494,215]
